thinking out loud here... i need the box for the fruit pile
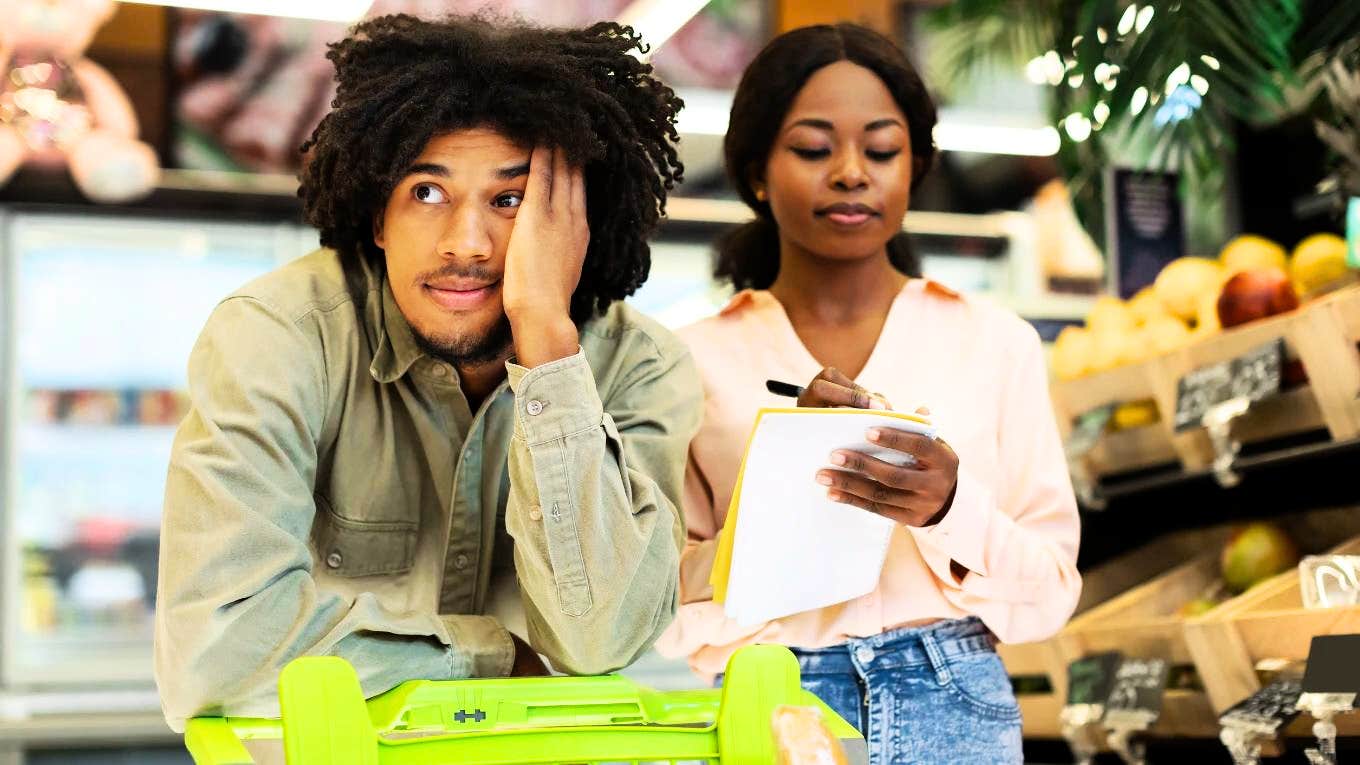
[1177,522,1302,617]
[1052,233,1355,381]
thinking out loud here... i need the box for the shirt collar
[369,276,426,384]
[718,278,962,317]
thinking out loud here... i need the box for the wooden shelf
[1053,285,1360,479]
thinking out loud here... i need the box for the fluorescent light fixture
[933,123,1061,157]
[128,0,372,22]
[672,87,732,136]
[617,0,713,61]
[674,89,1060,157]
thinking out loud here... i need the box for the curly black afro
[299,14,684,322]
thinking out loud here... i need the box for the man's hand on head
[502,146,588,368]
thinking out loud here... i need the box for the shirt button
[455,554,470,569]
[854,645,876,664]
[528,507,543,521]
[326,552,343,569]
[432,364,448,377]
[526,400,544,416]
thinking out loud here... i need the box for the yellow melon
[1220,234,1287,276]
[1155,257,1225,321]
[1086,295,1137,335]
[1113,400,1160,430]
[1127,286,1167,326]
[1052,326,1094,380]
[1195,287,1221,336]
[1290,233,1351,298]
[1089,328,1134,372]
[1145,315,1193,356]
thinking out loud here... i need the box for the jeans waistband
[790,617,996,676]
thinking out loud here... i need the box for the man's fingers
[527,145,552,209]
[569,165,586,220]
[552,146,570,213]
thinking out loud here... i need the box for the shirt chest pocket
[313,493,417,578]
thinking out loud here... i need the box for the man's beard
[414,315,514,367]
[408,261,514,367]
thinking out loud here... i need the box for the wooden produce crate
[1056,553,1225,739]
[1002,509,1360,742]
[998,639,1068,739]
[1184,536,1360,740]
[1001,525,1235,740]
[1053,284,1360,479]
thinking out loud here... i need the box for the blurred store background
[0,0,1357,763]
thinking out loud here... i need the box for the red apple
[1216,268,1299,329]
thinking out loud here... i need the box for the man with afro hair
[154,14,700,728]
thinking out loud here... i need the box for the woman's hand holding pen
[787,367,891,410]
[768,367,960,528]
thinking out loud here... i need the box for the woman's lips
[816,204,880,229]
[825,211,874,226]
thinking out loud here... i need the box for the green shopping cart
[184,644,866,764]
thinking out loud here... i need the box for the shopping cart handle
[182,644,865,764]
[279,656,378,764]
[184,717,253,764]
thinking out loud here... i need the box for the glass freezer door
[1,211,313,687]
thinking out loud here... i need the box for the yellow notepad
[711,407,935,625]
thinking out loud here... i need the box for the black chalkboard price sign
[1104,657,1170,728]
[1219,678,1303,734]
[1173,339,1285,432]
[1066,652,1123,708]
[1302,634,1360,697]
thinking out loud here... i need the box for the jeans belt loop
[920,630,951,686]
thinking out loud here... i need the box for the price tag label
[1219,678,1303,735]
[1302,634,1360,697]
[1065,404,1115,459]
[1347,197,1359,270]
[1173,339,1285,432]
[1300,556,1360,609]
[1066,652,1122,708]
[1104,657,1170,729]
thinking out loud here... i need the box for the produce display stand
[1056,553,1224,740]
[183,644,863,765]
[1001,525,1242,740]
[1185,535,1360,739]
[997,639,1069,739]
[1052,284,1360,480]
[1007,511,1360,749]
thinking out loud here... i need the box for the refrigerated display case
[0,210,316,689]
[626,237,730,330]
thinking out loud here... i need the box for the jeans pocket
[800,673,863,735]
[941,651,1021,722]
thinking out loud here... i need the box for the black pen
[768,378,898,412]
[765,379,806,399]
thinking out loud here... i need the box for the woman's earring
[754,188,767,201]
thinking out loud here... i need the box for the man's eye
[494,192,523,209]
[413,183,447,204]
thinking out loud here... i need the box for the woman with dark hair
[656,24,1080,763]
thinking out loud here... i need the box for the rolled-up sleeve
[504,341,701,675]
